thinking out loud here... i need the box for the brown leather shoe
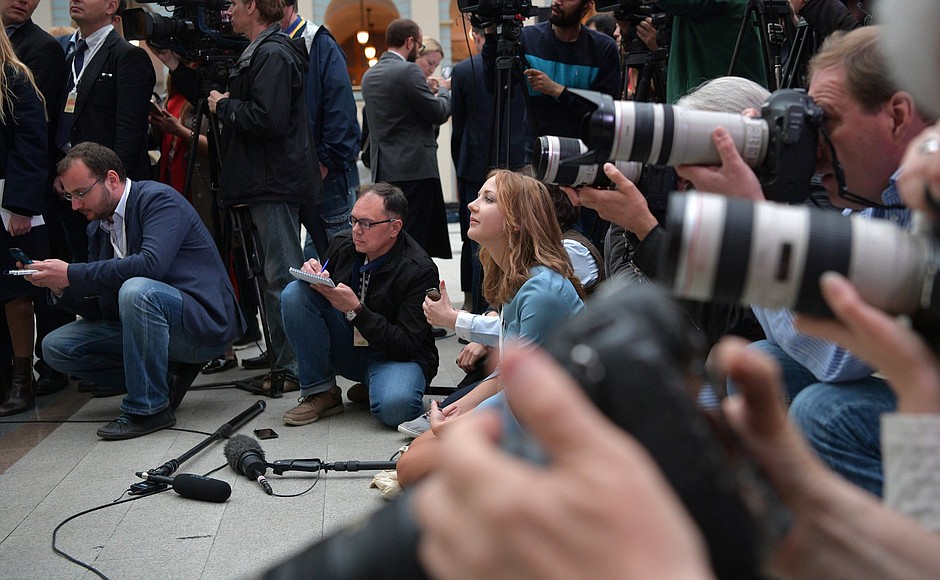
[283,387,344,426]
[347,382,369,404]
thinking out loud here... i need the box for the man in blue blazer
[28,143,244,440]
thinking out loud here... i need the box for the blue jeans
[303,168,353,260]
[42,278,227,415]
[746,340,896,496]
[249,202,303,375]
[281,281,426,426]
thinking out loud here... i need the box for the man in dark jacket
[280,183,439,428]
[206,0,316,388]
[280,0,360,259]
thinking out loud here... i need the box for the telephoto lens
[659,191,940,330]
[534,136,642,187]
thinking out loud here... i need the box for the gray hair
[676,76,770,113]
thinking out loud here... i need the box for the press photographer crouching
[161,0,317,393]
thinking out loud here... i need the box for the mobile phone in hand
[9,247,32,265]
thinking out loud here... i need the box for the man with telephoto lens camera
[669,25,934,497]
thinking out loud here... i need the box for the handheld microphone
[270,458,398,475]
[135,472,231,503]
[223,434,273,494]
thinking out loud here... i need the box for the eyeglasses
[349,216,398,230]
[413,37,425,51]
[63,177,102,201]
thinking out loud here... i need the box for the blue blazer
[58,180,244,343]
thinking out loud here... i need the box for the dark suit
[43,180,244,414]
[58,29,155,181]
[361,52,452,258]
[9,20,67,129]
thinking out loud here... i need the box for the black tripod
[182,65,285,399]
[624,46,668,103]
[488,19,539,169]
[728,0,793,91]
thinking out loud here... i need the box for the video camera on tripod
[457,0,538,28]
[122,0,247,84]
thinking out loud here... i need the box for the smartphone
[148,100,168,117]
[254,428,279,440]
[9,247,32,265]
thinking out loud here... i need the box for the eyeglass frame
[62,176,102,202]
[349,215,399,231]
[411,36,425,51]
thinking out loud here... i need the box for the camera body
[123,0,246,81]
[457,0,538,27]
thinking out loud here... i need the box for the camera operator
[163,0,315,390]
[483,0,621,151]
[652,0,767,104]
[677,26,933,497]
[788,0,863,41]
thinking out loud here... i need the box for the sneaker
[397,412,430,439]
[283,388,344,426]
[347,382,369,404]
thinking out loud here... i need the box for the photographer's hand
[795,272,940,413]
[636,18,659,52]
[524,69,564,99]
[208,90,229,114]
[715,337,940,577]
[897,123,940,216]
[146,43,181,72]
[415,346,712,580]
[676,127,764,201]
[563,163,658,240]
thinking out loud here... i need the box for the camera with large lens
[123,0,246,81]
[533,136,642,187]
[457,0,538,26]
[554,88,823,202]
[659,191,940,351]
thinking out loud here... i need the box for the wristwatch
[345,304,363,321]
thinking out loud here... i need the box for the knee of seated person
[371,397,423,428]
[117,277,157,308]
[41,330,68,366]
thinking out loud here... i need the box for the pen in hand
[319,258,330,275]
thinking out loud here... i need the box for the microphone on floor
[223,434,273,495]
[135,472,231,503]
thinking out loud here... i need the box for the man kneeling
[28,143,243,440]
[281,183,438,427]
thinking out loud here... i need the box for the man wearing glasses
[26,143,244,440]
[361,18,452,261]
[279,183,439,428]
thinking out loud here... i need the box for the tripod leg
[230,206,284,398]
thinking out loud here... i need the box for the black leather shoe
[76,379,98,392]
[91,385,126,398]
[201,357,238,375]
[233,331,262,347]
[96,408,176,440]
[168,362,204,410]
[241,352,270,370]
[35,361,69,396]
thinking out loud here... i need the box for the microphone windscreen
[223,434,265,473]
[172,474,232,503]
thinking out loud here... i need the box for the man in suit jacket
[55,0,154,181]
[361,18,452,259]
[29,143,244,440]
